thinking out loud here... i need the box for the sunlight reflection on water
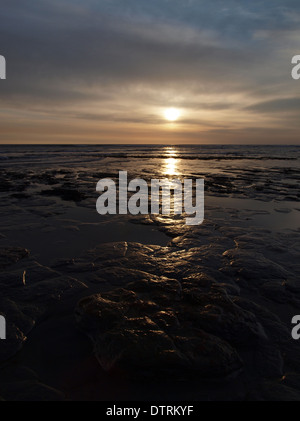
[163,148,180,176]
[164,157,178,176]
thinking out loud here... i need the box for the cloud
[0,0,299,143]
[245,97,300,113]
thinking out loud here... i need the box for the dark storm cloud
[0,0,299,143]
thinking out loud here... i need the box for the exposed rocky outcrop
[0,159,299,400]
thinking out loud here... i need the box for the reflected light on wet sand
[163,148,179,176]
[164,157,178,176]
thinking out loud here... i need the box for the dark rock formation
[75,281,243,379]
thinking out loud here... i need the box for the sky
[0,0,299,144]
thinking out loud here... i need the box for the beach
[0,144,300,401]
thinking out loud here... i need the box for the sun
[164,108,180,122]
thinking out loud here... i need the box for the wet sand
[0,146,300,401]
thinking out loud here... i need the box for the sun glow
[164,108,180,122]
